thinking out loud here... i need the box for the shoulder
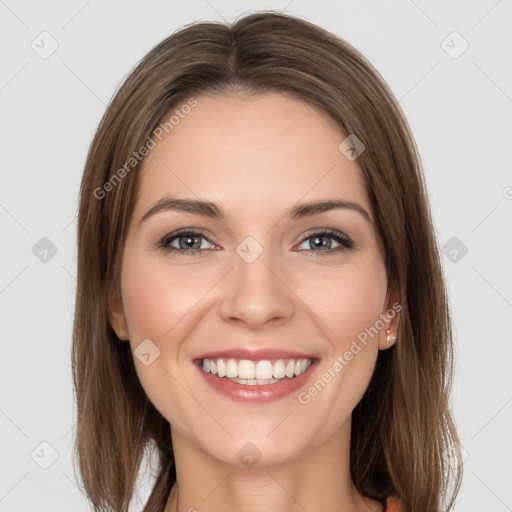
[385,495,406,512]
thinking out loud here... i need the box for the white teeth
[200,357,313,383]
[226,359,238,378]
[216,359,226,378]
[273,359,285,379]
[285,360,295,378]
[230,377,280,385]
[238,360,255,379]
[255,360,273,380]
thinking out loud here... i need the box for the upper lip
[194,348,318,361]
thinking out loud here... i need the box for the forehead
[136,92,372,220]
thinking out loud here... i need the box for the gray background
[1,1,511,511]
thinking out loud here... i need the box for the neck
[164,419,383,512]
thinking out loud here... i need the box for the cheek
[293,261,386,418]
[121,255,212,341]
[301,259,387,345]
[119,256,199,429]
[119,253,225,425]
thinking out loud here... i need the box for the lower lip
[195,360,319,403]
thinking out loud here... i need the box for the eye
[155,228,355,257]
[156,229,217,256]
[295,229,354,255]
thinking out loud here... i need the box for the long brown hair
[72,11,463,512]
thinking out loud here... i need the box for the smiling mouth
[196,357,315,385]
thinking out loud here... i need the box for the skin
[110,92,400,512]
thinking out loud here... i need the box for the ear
[378,283,402,351]
[109,288,130,341]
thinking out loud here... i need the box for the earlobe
[378,320,399,351]
[378,328,397,350]
[109,290,130,341]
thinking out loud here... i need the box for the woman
[72,11,463,512]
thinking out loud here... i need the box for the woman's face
[110,92,398,466]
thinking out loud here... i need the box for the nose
[218,248,295,330]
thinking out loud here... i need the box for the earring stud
[386,329,396,343]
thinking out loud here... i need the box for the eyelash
[155,228,355,257]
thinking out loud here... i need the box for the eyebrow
[139,196,372,225]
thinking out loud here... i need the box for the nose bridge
[218,238,294,328]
